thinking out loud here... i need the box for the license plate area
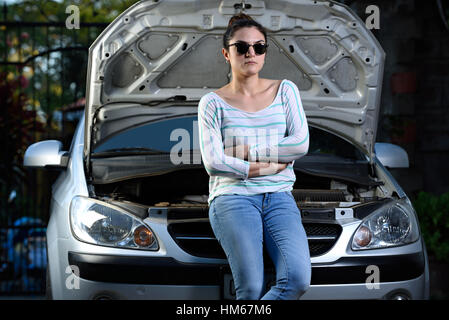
[222,273,236,300]
[221,268,276,300]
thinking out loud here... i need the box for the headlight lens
[70,196,158,250]
[351,198,419,250]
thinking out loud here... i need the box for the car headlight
[351,198,419,250]
[70,196,158,250]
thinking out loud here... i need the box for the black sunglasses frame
[228,41,269,55]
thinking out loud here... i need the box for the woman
[197,13,311,300]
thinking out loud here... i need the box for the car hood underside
[84,0,385,170]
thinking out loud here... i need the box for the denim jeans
[208,191,311,300]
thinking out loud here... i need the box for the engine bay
[90,167,394,221]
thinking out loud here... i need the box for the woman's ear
[222,47,230,63]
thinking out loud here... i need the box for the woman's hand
[275,162,289,171]
[223,144,292,177]
[224,144,249,160]
[248,161,291,178]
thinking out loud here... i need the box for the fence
[0,4,107,295]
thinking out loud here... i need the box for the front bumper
[61,274,427,300]
[65,250,426,300]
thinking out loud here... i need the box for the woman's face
[223,26,266,77]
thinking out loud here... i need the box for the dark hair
[223,13,267,50]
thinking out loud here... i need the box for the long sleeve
[198,94,250,179]
[248,80,309,163]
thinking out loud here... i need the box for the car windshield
[92,116,365,161]
[93,116,199,155]
[307,126,366,161]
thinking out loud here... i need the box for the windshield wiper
[142,95,188,106]
[91,147,169,158]
[101,95,197,107]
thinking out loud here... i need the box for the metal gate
[0,4,107,295]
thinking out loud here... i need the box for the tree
[0,0,139,221]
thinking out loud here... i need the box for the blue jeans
[209,191,311,300]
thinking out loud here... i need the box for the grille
[304,223,342,256]
[167,211,342,259]
[167,221,224,259]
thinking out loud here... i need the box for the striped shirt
[197,78,309,205]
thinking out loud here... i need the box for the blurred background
[0,0,448,299]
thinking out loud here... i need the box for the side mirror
[23,140,69,170]
[374,142,409,168]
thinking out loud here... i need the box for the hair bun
[228,13,254,27]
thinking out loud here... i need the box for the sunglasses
[228,41,269,55]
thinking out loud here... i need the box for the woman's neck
[228,75,263,97]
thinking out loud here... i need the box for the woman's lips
[245,61,256,64]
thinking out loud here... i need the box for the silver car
[24,0,429,300]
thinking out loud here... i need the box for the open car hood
[84,0,385,171]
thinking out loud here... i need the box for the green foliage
[0,0,139,221]
[413,191,449,263]
[0,71,45,189]
[4,0,140,23]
